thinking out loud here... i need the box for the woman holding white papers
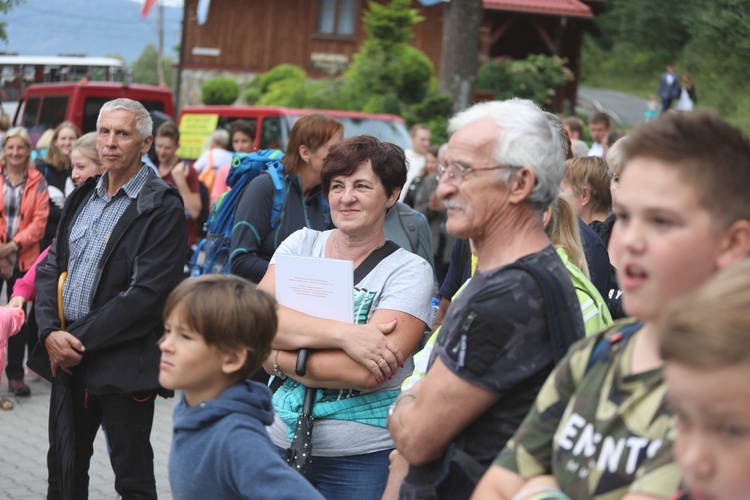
[260,135,435,499]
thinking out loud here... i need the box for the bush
[257,78,309,107]
[476,55,573,108]
[303,79,347,110]
[254,64,307,94]
[242,87,262,105]
[201,77,240,105]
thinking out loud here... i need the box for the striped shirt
[63,166,150,322]
[3,169,27,269]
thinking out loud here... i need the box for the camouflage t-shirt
[495,319,681,499]
[429,245,585,467]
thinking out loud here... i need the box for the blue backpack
[190,149,285,276]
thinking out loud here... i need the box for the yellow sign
[177,113,220,160]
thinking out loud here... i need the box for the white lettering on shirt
[557,412,664,477]
[557,413,586,450]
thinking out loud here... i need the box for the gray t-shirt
[267,228,435,456]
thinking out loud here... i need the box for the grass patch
[580,37,750,133]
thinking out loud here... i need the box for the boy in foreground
[473,111,750,498]
[159,275,323,499]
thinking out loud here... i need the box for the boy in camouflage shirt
[474,111,750,499]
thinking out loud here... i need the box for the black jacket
[29,168,187,395]
[35,159,74,250]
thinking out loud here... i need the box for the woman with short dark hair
[259,135,434,498]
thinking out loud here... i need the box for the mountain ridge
[2,0,182,64]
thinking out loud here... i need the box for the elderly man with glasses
[386,99,585,498]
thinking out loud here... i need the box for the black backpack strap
[505,262,583,364]
[586,321,644,373]
[353,240,400,284]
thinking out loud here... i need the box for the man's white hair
[448,98,566,210]
[97,98,153,140]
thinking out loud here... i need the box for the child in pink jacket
[1,247,47,409]
[0,307,26,410]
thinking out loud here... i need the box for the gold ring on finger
[377,357,386,366]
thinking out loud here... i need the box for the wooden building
[177,0,602,112]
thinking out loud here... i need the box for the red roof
[483,0,594,18]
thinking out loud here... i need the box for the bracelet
[273,350,287,380]
[395,393,416,405]
[386,393,416,428]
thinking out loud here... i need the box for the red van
[13,81,174,144]
[176,105,411,161]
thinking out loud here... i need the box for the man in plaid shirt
[30,98,187,499]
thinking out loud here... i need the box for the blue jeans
[277,447,392,500]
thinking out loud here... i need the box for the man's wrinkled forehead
[445,118,500,162]
[98,109,138,133]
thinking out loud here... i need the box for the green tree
[682,0,750,116]
[592,0,692,59]
[362,0,423,48]
[131,44,175,87]
[342,0,432,109]
[476,55,574,109]
[0,0,24,42]
[581,0,750,129]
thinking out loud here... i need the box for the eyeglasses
[436,161,513,185]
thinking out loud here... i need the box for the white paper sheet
[274,254,354,323]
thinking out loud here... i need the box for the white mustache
[443,200,465,211]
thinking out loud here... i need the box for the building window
[317,0,357,37]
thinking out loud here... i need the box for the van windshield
[286,115,411,151]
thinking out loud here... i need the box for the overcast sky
[2,0,183,63]
[126,0,184,6]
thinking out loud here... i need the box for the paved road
[577,86,649,127]
[0,375,176,499]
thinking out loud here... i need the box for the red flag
[141,0,157,18]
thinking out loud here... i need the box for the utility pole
[157,0,165,86]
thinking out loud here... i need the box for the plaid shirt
[63,166,150,322]
[3,169,27,269]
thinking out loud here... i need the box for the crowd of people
[0,91,747,500]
